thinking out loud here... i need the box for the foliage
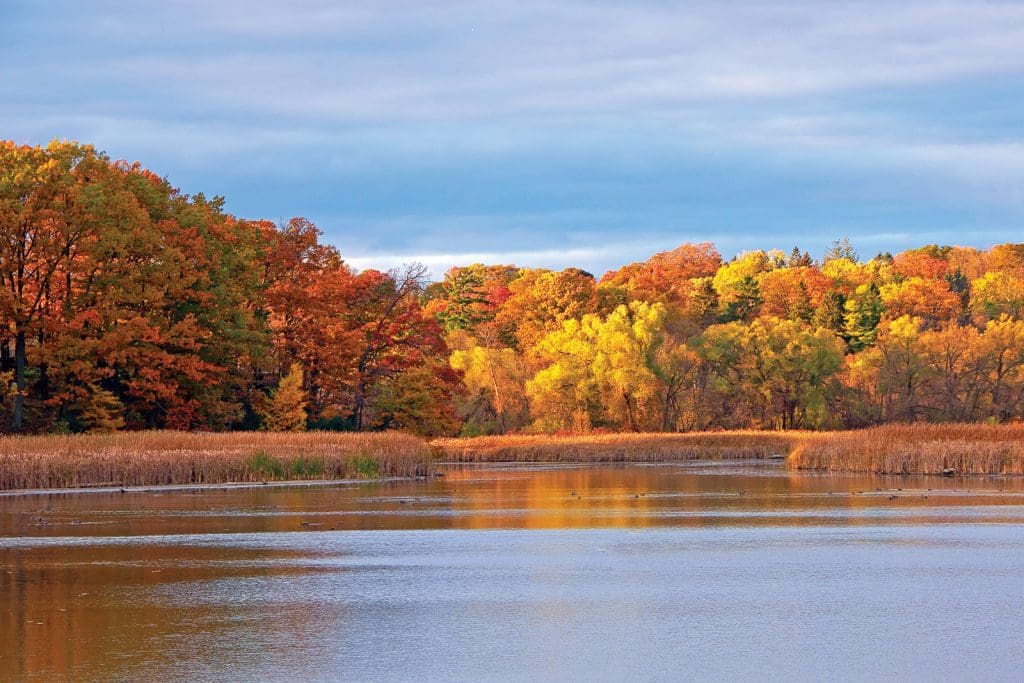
[258,364,308,432]
[5,138,1024,436]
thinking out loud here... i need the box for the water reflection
[4,462,1024,538]
[3,463,1024,681]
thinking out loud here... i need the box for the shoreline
[4,459,1019,499]
[2,424,1024,492]
[433,425,1024,476]
[0,475,427,498]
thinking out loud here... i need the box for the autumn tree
[694,317,845,429]
[971,271,1024,321]
[600,242,721,315]
[493,268,604,349]
[0,141,105,430]
[449,333,531,434]
[974,316,1024,422]
[346,264,453,431]
[848,316,934,422]
[258,364,307,431]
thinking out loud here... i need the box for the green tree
[719,275,762,322]
[843,283,884,351]
[434,266,490,332]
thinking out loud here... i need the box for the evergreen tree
[78,385,126,433]
[789,281,814,323]
[824,237,858,263]
[436,267,489,332]
[789,247,813,267]
[814,290,846,333]
[720,275,762,322]
[259,364,308,431]
[945,267,971,324]
[690,277,719,326]
[843,283,884,351]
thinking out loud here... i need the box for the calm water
[3,461,1024,681]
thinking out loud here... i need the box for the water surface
[3,462,1024,681]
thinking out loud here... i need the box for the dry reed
[431,431,801,463]
[436,425,1024,476]
[6,424,1021,490]
[0,431,431,490]
[786,423,1024,475]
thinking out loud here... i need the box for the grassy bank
[786,424,1024,475]
[4,424,1023,491]
[0,431,431,490]
[431,431,800,463]
[434,425,1024,476]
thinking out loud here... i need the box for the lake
[3,461,1024,681]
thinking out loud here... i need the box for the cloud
[3,0,1024,277]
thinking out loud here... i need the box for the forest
[2,140,1024,436]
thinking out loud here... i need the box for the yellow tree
[450,338,530,434]
[974,316,1024,422]
[917,324,986,422]
[494,268,603,349]
[259,364,308,431]
[695,317,845,429]
[880,277,960,327]
[526,316,601,432]
[712,250,783,321]
[971,271,1024,321]
[851,316,935,422]
[590,302,666,432]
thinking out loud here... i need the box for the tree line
[431,235,1024,434]
[0,140,457,434]
[2,140,1023,434]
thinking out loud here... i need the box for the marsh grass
[0,431,431,490]
[431,431,800,463]
[786,424,1024,475]
[434,425,1024,476]
[5,424,1022,490]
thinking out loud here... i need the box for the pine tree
[789,281,814,323]
[789,247,813,267]
[824,237,858,263]
[720,275,762,322]
[690,277,720,326]
[78,385,126,433]
[259,364,308,431]
[843,283,884,351]
[945,267,971,324]
[814,290,846,333]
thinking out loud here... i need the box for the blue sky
[3,1,1024,277]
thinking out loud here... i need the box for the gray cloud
[3,0,1024,275]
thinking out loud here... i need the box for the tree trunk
[12,330,25,431]
[623,391,640,432]
[37,330,49,402]
[353,387,366,431]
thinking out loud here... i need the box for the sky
[2,1,1024,278]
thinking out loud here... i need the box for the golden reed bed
[3,424,1023,490]
[431,431,800,462]
[433,425,1024,476]
[787,424,1024,475]
[0,431,431,490]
